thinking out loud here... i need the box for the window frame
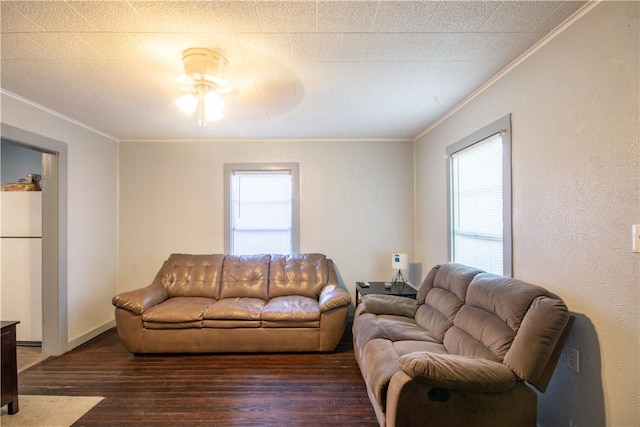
[223,163,300,255]
[446,114,512,277]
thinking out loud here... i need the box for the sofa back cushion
[443,272,570,390]
[268,253,328,299]
[154,254,225,299]
[414,263,483,342]
[220,254,271,300]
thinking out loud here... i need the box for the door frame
[1,123,68,356]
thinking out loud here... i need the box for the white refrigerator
[0,191,43,343]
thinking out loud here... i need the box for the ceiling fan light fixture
[175,93,198,116]
[204,91,224,122]
[176,47,229,126]
[182,48,228,83]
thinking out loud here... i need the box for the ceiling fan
[175,48,232,127]
[174,46,307,128]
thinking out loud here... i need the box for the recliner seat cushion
[352,313,440,360]
[362,338,447,410]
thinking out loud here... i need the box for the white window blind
[446,114,512,277]
[450,133,503,274]
[230,170,293,255]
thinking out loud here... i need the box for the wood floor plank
[17,325,379,426]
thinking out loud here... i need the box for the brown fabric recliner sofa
[353,262,573,427]
[112,253,351,354]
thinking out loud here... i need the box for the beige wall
[414,2,639,426]
[0,90,119,349]
[2,2,637,423]
[118,139,414,302]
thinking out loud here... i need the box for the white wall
[414,2,639,426]
[0,91,119,348]
[118,139,414,302]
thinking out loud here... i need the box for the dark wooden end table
[1,320,20,414]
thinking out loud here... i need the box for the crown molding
[0,89,119,143]
[118,137,413,143]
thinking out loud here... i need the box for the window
[446,115,512,276]
[224,163,299,255]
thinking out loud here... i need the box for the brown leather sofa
[112,253,351,354]
[353,263,573,427]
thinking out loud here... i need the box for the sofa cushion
[443,312,507,362]
[416,263,483,305]
[203,297,265,320]
[353,313,440,360]
[414,290,459,342]
[155,254,225,299]
[362,338,447,410]
[220,254,271,300]
[443,273,561,363]
[269,253,328,299]
[414,263,483,341]
[203,320,262,328]
[467,274,555,330]
[393,340,447,358]
[142,297,215,328]
[262,296,320,327]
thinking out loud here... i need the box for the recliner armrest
[360,294,419,318]
[398,352,517,393]
[319,284,351,312]
[112,282,168,315]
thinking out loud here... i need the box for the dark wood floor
[17,324,378,426]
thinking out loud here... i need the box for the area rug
[0,395,104,426]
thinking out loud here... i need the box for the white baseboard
[67,319,116,352]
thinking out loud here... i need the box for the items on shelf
[2,173,41,191]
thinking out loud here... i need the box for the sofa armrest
[361,294,419,318]
[319,284,351,312]
[398,352,517,393]
[112,282,168,315]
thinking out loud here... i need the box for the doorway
[1,141,43,350]
[1,123,68,356]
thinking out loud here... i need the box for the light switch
[633,224,640,253]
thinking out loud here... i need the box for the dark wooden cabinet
[1,321,20,414]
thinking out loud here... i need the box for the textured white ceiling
[0,1,587,141]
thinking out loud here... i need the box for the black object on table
[1,320,20,414]
[355,281,417,307]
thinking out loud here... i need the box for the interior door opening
[1,124,68,357]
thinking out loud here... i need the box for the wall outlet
[568,347,580,372]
